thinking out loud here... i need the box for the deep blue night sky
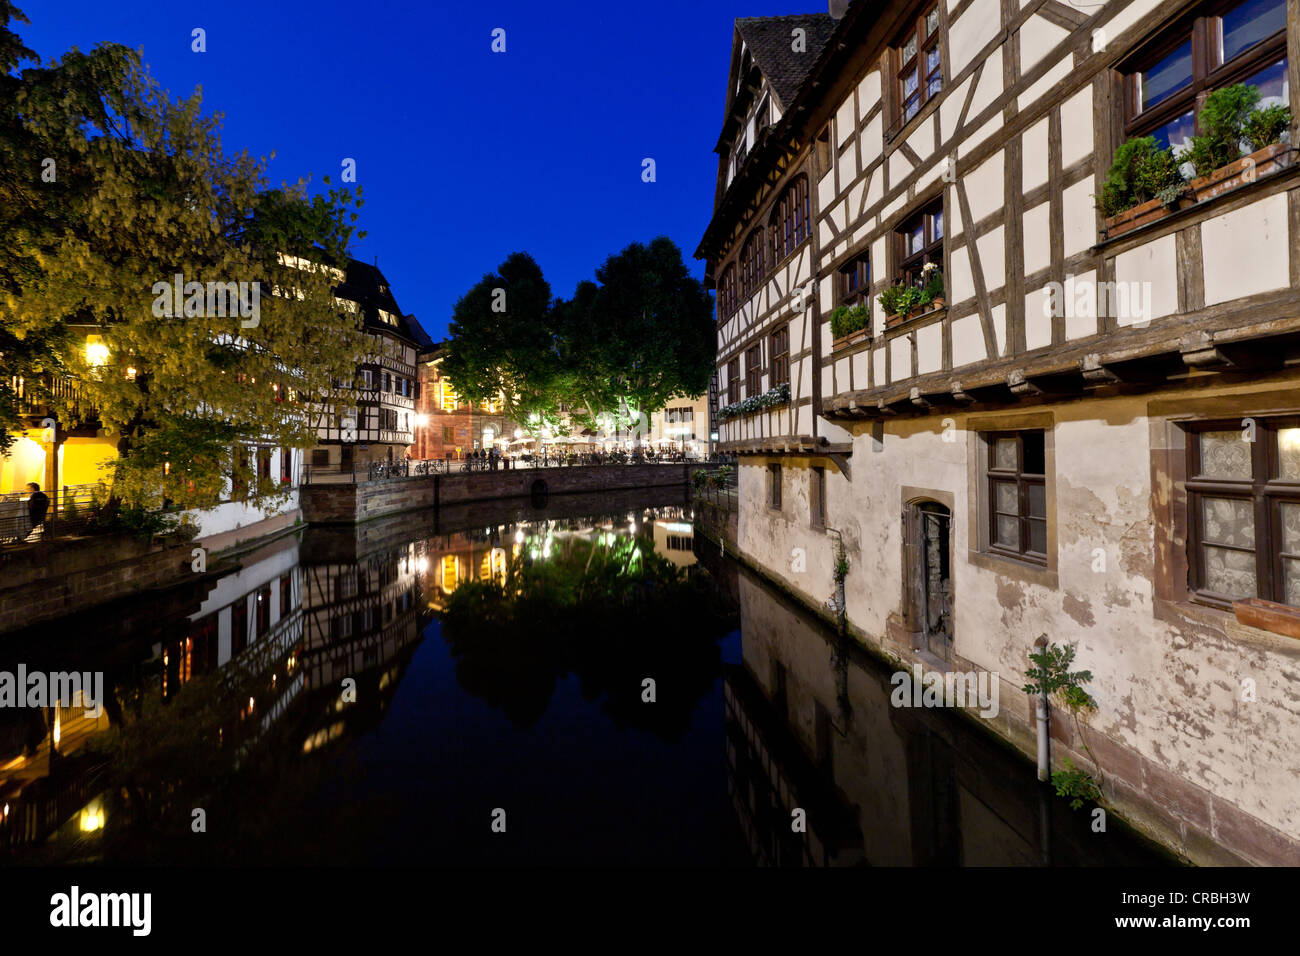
[15,0,807,341]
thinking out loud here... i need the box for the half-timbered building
[700,0,1300,865]
[310,260,421,471]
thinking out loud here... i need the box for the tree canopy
[0,0,367,509]
[441,237,714,437]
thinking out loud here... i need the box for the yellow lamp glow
[85,336,109,366]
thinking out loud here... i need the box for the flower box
[1190,142,1293,203]
[1103,196,1177,239]
[885,298,946,329]
[832,328,870,350]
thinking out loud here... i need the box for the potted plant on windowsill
[830,303,871,349]
[879,265,946,329]
[1184,84,1293,203]
[1099,135,1188,238]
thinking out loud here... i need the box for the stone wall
[300,464,700,525]
[0,535,194,633]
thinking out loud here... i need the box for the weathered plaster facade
[700,0,1300,865]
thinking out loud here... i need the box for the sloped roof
[735,13,837,109]
[335,259,421,344]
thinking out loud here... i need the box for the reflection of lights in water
[416,556,428,572]
[248,697,255,712]
[3,803,8,818]
[515,529,524,544]
[629,522,637,533]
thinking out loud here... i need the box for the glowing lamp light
[414,414,429,427]
[515,529,525,544]
[79,800,105,833]
[84,336,109,366]
[416,556,428,572]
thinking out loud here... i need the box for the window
[1186,419,1300,607]
[839,253,871,308]
[897,200,944,289]
[443,425,455,443]
[279,573,292,617]
[257,447,272,481]
[815,125,832,174]
[811,466,826,528]
[985,430,1048,564]
[741,228,766,298]
[279,447,291,483]
[770,326,790,387]
[718,265,738,320]
[771,176,810,263]
[256,583,271,637]
[1123,0,1287,152]
[231,598,248,655]
[768,463,783,510]
[745,344,763,398]
[727,358,740,404]
[896,4,943,125]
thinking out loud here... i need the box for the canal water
[0,488,1171,865]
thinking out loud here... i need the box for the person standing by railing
[25,482,49,540]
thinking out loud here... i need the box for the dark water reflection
[0,488,1170,865]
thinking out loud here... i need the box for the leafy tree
[442,238,716,439]
[558,237,715,433]
[0,0,367,509]
[440,252,569,432]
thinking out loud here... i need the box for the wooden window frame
[726,357,740,404]
[1185,417,1300,609]
[744,344,763,398]
[770,175,810,265]
[768,462,783,511]
[1121,0,1288,143]
[839,253,871,308]
[719,264,737,320]
[895,199,944,289]
[814,125,833,176]
[811,465,827,529]
[984,430,1048,566]
[769,326,790,387]
[895,3,943,128]
[741,228,766,299]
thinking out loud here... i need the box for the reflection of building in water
[651,517,696,568]
[726,571,1167,867]
[298,542,424,697]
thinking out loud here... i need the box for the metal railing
[300,452,732,485]
[691,459,739,511]
[0,483,101,546]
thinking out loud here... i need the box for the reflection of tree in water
[442,532,733,739]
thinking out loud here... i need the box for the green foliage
[830,304,870,339]
[1183,83,1259,176]
[443,239,715,434]
[0,0,367,507]
[1052,757,1102,810]
[1026,641,1105,807]
[921,265,944,303]
[1023,641,1096,712]
[879,283,925,317]
[1243,102,1291,152]
[1099,136,1185,216]
[717,382,790,420]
